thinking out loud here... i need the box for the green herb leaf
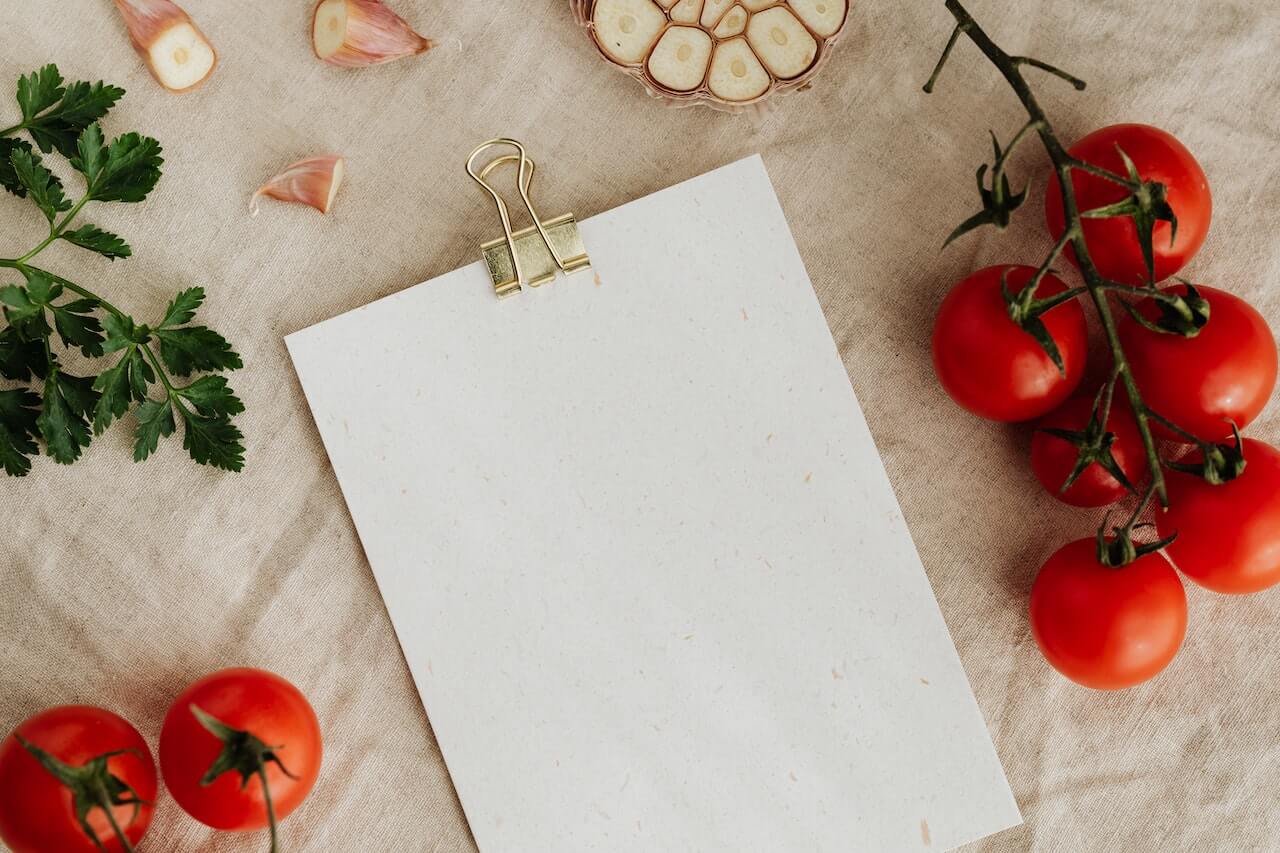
[158,287,204,328]
[133,397,175,462]
[52,301,105,358]
[179,408,245,472]
[0,137,34,197]
[101,312,148,354]
[25,79,125,159]
[0,327,47,380]
[155,326,242,376]
[10,147,72,222]
[177,375,245,418]
[61,224,131,259]
[0,388,41,476]
[92,348,151,435]
[16,65,65,122]
[74,128,163,204]
[38,371,99,464]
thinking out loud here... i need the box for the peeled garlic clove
[112,0,217,93]
[251,155,345,216]
[591,0,667,65]
[699,0,734,27]
[712,4,747,38]
[647,26,713,92]
[312,0,432,67]
[707,38,770,102]
[788,0,848,38]
[746,6,818,79]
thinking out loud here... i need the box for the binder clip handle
[466,138,590,300]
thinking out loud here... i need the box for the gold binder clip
[466,138,590,299]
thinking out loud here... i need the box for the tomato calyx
[943,125,1037,247]
[1038,380,1137,497]
[15,734,148,853]
[1000,266,1084,376]
[1095,481,1177,568]
[1078,145,1179,285]
[1166,421,1248,485]
[191,704,298,853]
[1120,280,1211,337]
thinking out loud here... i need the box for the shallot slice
[113,0,217,93]
[251,155,346,216]
[312,0,433,67]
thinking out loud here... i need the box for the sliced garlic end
[592,0,667,65]
[669,0,704,25]
[647,26,713,92]
[252,155,346,216]
[707,37,770,102]
[713,5,747,38]
[312,0,432,68]
[746,6,818,80]
[113,0,216,92]
[788,0,848,38]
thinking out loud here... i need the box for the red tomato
[159,668,322,832]
[1030,539,1186,689]
[0,706,156,853]
[933,265,1088,421]
[1030,396,1148,507]
[1121,283,1277,442]
[1045,124,1211,286]
[1158,439,1280,593]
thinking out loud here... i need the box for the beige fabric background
[2,1,1278,850]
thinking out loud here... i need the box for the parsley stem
[16,194,91,264]
[0,122,21,137]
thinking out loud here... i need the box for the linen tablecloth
[3,1,1278,850]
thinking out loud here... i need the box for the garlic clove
[251,155,345,216]
[113,0,216,93]
[647,26,713,93]
[312,0,432,67]
[739,0,773,10]
[707,37,770,102]
[746,6,818,80]
[712,4,748,38]
[788,0,848,38]
[669,0,704,25]
[591,0,667,65]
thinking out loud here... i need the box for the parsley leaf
[52,300,105,357]
[38,371,99,464]
[177,375,244,418]
[16,65,65,123]
[133,397,175,462]
[0,327,47,380]
[155,326,242,376]
[179,408,245,472]
[20,68,125,160]
[0,138,34,197]
[93,348,152,435]
[101,312,148,354]
[61,224,131,259]
[72,126,163,203]
[159,287,204,328]
[10,147,72,222]
[0,388,41,476]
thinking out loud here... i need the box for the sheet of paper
[286,156,1020,852]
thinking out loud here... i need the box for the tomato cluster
[933,124,1279,690]
[0,668,321,852]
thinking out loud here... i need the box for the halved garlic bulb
[573,0,849,109]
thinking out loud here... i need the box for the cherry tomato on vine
[159,668,322,840]
[1030,396,1148,507]
[1158,438,1280,594]
[933,265,1087,422]
[1120,283,1277,442]
[1030,539,1186,689]
[0,705,156,853]
[1045,123,1211,286]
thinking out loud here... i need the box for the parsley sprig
[0,65,244,476]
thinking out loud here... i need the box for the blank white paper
[287,156,1020,852]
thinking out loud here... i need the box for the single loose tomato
[933,264,1088,421]
[1030,539,1186,689]
[1121,283,1277,442]
[1158,438,1280,594]
[159,668,322,837]
[1030,396,1148,507]
[0,705,156,853]
[1046,124,1211,285]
